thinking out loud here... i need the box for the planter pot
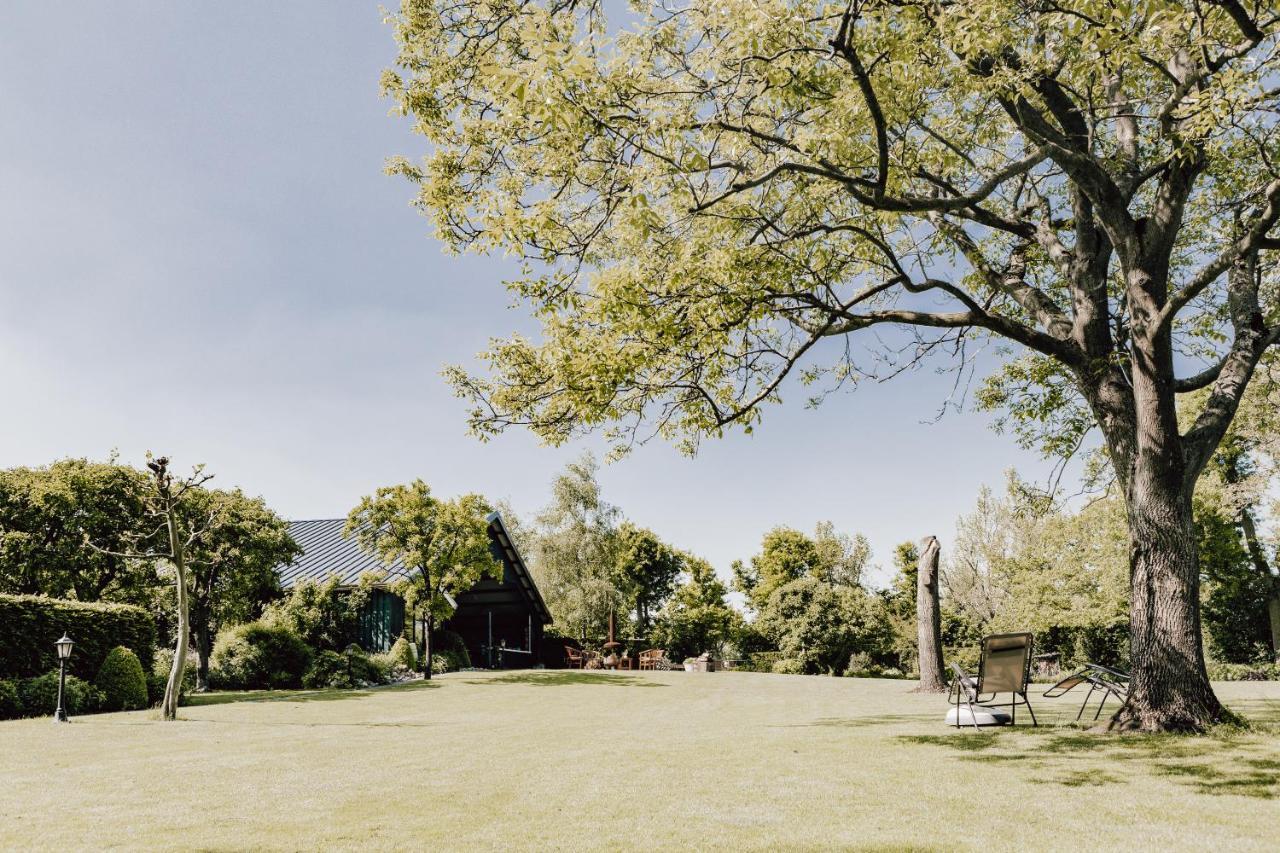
[683,663,695,672]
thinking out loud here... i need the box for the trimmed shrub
[770,658,805,675]
[17,671,102,717]
[0,680,19,719]
[209,622,312,690]
[95,646,148,711]
[0,594,155,680]
[302,645,391,689]
[390,636,416,670]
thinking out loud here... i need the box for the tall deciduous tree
[346,482,499,678]
[387,1,1280,731]
[652,555,739,661]
[614,523,683,634]
[528,454,623,640]
[0,459,153,603]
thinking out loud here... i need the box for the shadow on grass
[186,680,440,708]
[895,725,1277,796]
[796,714,939,730]
[463,671,663,688]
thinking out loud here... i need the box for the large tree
[614,522,684,633]
[346,481,499,678]
[387,1,1280,730]
[182,488,299,691]
[0,459,153,603]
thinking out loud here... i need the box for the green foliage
[0,679,18,718]
[209,622,313,690]
[347,480,499,626]
[651,556,739,661]
[1206,662,1280,682]
[148,647,195,706]
[18,671,102,718]
[432,628,471,671]
[734,524,870,612]
[389,636,416,670]
[0,459,154,603]
[263,575,377,653]
[614,522,683,632]
[94,646,148,712]
[0,593,155,680]
[756,576,891,676]
[302,645,391,689]
[526,454,623,640]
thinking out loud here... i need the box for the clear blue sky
[0,2,1064,586]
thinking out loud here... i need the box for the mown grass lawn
[3,671,1278,851]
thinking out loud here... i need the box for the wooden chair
[638,649,665,670]
[565,646,586,669]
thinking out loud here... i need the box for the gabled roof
[278,513,552,624]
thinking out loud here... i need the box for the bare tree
[88,456,216,720]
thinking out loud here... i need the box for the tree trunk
[915,536,947,693]
[194,616,212,693]
[1111,475,1224,732]
[162,502,189,722]
[1238,508,1280,662]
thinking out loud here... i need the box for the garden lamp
[53,634,73,723]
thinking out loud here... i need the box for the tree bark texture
[194,617,212,692]
[915,536,947,693]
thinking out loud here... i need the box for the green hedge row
[0,594,155,680]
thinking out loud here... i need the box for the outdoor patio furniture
[565,646,586,669]
[1043,663,1131,722]
[947,632,1038,730]
[638,649,665,670]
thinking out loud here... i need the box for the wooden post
[916,536,947,693]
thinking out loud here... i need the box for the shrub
[770,658,805,675]
[95,646,148,711]
[1207,661,1280,681]
[210,622,312,690]
[433,629,471,669]
[17,671,102,717]
[302,645,391,689]
[389,636,416,670]
[303,650,351,689]
[0,594,155,680]
[0,680,19,719]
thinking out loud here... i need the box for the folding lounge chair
[948,632,1038,730]
[1043,663,1130,722]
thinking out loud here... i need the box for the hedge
[0,594,156,680]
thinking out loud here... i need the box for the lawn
[3,671,1278,851]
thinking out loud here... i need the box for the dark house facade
[279,512,552,668]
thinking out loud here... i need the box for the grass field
[2,671,1278,851]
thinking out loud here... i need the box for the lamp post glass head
[55,634,74,660]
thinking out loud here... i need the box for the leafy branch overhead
[387,0,1280,470]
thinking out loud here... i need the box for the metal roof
[278,513,552,624]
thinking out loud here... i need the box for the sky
[0,2,1068,587]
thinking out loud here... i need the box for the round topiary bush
[390,636,416,671]
[210,622,312,690]
[95,646,149,711]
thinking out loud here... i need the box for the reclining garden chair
[1043,663,1130,722]
[948,632,1038,729]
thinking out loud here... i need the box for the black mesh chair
[948,633,1038,730]
[1043,663,1130,722]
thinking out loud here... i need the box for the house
[278,512,553,668]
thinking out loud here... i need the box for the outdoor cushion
[945,705,1012,727]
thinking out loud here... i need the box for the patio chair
[1043,663,1130,722]
[565,646,586,669]
[948,632,1038,730]
[638,649,665,671]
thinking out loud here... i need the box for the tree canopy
[386,0,1280,730]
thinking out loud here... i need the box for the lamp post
[53,634,74,723]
